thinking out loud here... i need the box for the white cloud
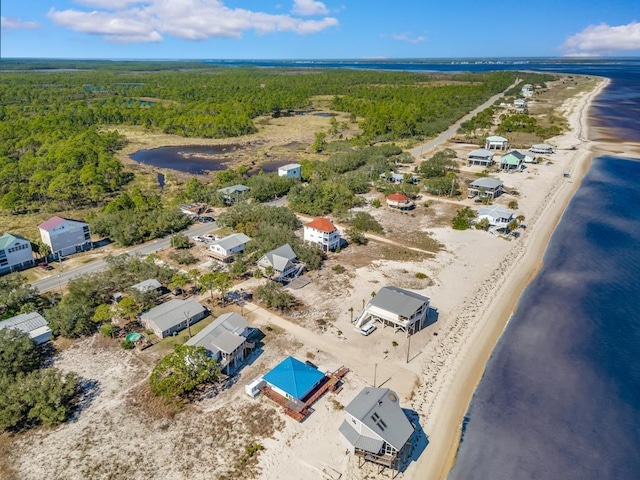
[292,0,328,16]
[47,0,338,43]
[1,16,40,30]
[562,22,640,56]
[390,33,425,44]
[73,0,148,8]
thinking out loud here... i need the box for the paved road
[32,221,218,293]
[408,80,520,158]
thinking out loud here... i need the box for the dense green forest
[0,64,516,215]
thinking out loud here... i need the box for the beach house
[277,163,302,179]
[140,298,207,338]
[303,217,341,252]
[467,149,495,167]
[477,205,514,228]
[379,172,420,184]
[185,312,253,374]
[0,233,34,275]
[500,150,532,170]
[262,356,325,402]
[485,135,509,151]
[339,387,414,475]
[468,177,504,199]
[38,216,92,259]
[0,312,52,345]
[530,144,554,155]
[257,244,305,281]
[130,278,162,294]
[355,286,430,336]
[217,184,250,205]
[386,193,415,211]
[208,233,251,262]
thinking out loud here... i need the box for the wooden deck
[261,366,350,422]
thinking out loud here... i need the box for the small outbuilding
[277,163,302,179]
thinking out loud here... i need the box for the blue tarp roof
[263,356,325,400]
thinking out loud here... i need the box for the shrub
[415,272,428,279]
[347,211,384,233]
[149,345,218,398]
[169,250,197,265]
[332,264,346,274]
[99,324,115,338]
[371,198,382,208]
[452,207,475,230]
[392,341,398,347]
[255,282,297,312]
[508,200,519,209]
[170,233,191,249]
[120,338,134,349]
[346,228,368,245]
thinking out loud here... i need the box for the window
[370,412,387,431]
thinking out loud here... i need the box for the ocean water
[448,156,640,479]
[211,58,640,477]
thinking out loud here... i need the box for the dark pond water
[157,172,165,188]
[130,144,241,174]
[256,159,294,173]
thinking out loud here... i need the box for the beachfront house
[185,312,253,374]
[500,151,532,170]
[0,312,52,345]
[355,286,430,336]
[0,233,34,275]
[386,193,416,211]
[467,149,495,167]
[38,216,92,259]
[514,99,527,112]
[339,387,415,475]
[217,184,250,205]
[303,217,341,252]
[262,356,325,402]
[140,298,207,339]
[379,172,420,184]
[530,144,554,155]
[208,233,251,262]
[485,135,509,151]
[277,163,302,179]
[522,84,534,98]
[468,178,504,199]
[477,205,514,228]
[257,244,305,282]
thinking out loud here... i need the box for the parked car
[360,323,377,336]
[38,263,53,271]
[202,234,216,242]
[192,235,204,242]
[198,216,214,223]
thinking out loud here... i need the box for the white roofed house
[0,312,52,345]
[208,233,251,262]
[467,149,495,167]
[185,312,253,374]
[257,244,305,282]
[0,233,35,275]
[140,298,207,339]
[379,172,420,184]
[530,143,554,155]
[355,286,430,336]
[303,217,341,252]
[478,205,514,229]
[485,135,509,151]
[339,387,415,476]
[38,216,92,259]
[130,278,162,294]
[277,163,301,179]
[468,177,504,199]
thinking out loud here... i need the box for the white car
[202,234,216,242]
[360,323,377,336]
[192,235,204,242]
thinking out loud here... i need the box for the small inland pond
[130,144,242,174]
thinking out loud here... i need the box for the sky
[1,0,640,59]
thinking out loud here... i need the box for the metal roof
[38,216,87,231]
[262,356,325,401]
[211,233,251,252]
[186,312,248,355]
[130,279,161,293]
[467,149,494,159]
[478,205,513,220]
[486,135,508,142]
[367,286,430,318]
[0,312,50,336]
[259,244,297,272]
[339,420,385,454]
[0,233,30,251]
[278,163,301,171]
[344,387,414,451]
[218,184,250,195]
[141,298,206,332]
[304,217,337,233]
[470,177,503,189]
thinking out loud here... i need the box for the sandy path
[409,78,611,479]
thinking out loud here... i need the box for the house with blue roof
[262,356,325,401]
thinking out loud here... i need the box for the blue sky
[2,0,640,59]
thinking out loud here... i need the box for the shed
[0,312,52,345]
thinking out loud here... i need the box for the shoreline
[411,76,611,480]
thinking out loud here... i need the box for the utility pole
[184,311,192,338]
[406,334,411,364]
[373,363,377,388]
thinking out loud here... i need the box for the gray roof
[368,286,429,318]
[260,244,297,272]
[478,205,513,219]
[141,298,206,332]
[486,135,508,142]
[130,279,161,293]
[218,184,250,195]
[502,150,527,162]
[339,420,385,454]
[186,312,248,355]
[344,388,414,451]
[470,177,503,189]
[0,312,50,336]
[211,233,251,252]
[467,149,494,159]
